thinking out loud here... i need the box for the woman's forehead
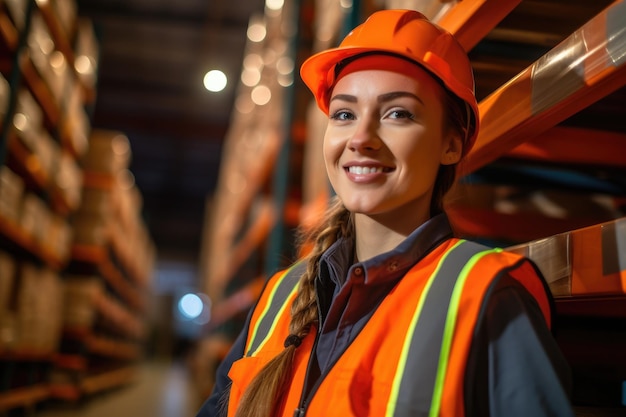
[331,68,443,102]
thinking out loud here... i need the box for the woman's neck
[353,211,429,262]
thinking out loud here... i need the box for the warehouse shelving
[200,0,309,305]
[52,137,155,402]
[0,0,73,410]
[0,0,153,413]
[0,10,75,412]
[72,244,146,313]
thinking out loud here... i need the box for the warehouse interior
[0,0,625,416]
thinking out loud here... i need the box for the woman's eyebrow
[329,94,357,104]
[329,91,423,105]
[378,91,423,105]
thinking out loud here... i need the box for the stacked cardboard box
[13,263,63,353]
[0,250,16,351]
[73,129,155,282]
[0,165,23,223]
[62,275,103,330]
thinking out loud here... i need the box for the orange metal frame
[461,0,626,176]
[436,0,523,51]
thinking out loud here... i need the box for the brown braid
[234,197,352,417]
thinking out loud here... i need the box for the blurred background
[0,0,625,416]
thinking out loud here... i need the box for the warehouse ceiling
[75,0,625,267]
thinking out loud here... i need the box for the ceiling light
[241,68,261,86]
[251,85,271,105]
[203,70,228,92]
[266,0,284,11]
[247,16,267,43]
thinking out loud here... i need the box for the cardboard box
[20,193,50,245]
[0,250,15,313]
[0,73,9,119]
[45,213,73,261]
[15,264,63,353]
[71,212,109,246]
[54,151,83,211]
[61,80,90,156]
[73,18,99,90]
[0,165,24,223]
[82,130,131,174]
[62,275,103,329]
[0,312,18,351]
[13,89,43,152]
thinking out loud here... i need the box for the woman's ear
[440,132,463,165]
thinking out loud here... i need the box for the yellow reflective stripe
[428,248,501,417]
[250,284,298,357]
[385,239,464,417]
[246,263,300,357]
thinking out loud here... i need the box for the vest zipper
[294,329,363,416]
[293,294,326,417]
[292,335,317,416]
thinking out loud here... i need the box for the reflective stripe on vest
[245,261,306,357]
[388,240,500,417]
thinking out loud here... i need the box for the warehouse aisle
[37,360,199,417]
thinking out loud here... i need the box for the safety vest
[227,238,552,417]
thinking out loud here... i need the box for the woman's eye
[388,109,414,120]
[330,110,355,121]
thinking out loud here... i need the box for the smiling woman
[196,9,575,417]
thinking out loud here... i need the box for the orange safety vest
[227,238,552,417]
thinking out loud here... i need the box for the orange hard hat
[300,9,479,152]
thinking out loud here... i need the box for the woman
[197,9,574,417]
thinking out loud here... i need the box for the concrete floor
[37,361,199,417]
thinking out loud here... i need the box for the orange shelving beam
[506,126,626,168]
[436,0,522,51]
[0,384,50,411]
[0,11,18,52]
[461,0,626,176]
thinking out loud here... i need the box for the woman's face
[323,66,461,223]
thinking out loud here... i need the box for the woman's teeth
[348,166,383,174]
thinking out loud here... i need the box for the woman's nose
[347,118,381,152]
